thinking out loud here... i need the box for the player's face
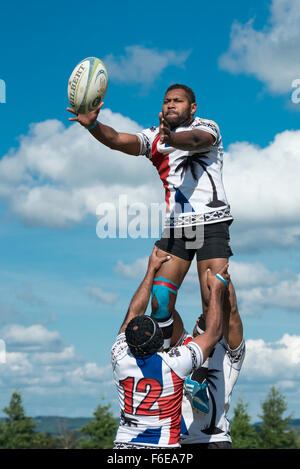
[162,89,196,129]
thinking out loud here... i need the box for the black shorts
[155,222,233,262]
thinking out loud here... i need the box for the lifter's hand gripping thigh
[207,263,230,292]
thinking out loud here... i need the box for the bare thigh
[197,258,230,314]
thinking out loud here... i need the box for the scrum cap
[125,316,164,357]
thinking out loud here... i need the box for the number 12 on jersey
[119,377,163,416]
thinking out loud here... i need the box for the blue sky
[1,0,300,423]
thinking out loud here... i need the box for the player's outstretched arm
[67,103,141,156]
[118,248,171,334]
[159,112,215,151]
[191,264,230,363]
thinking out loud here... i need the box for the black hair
[165,84,196,104]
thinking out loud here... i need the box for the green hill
[32,416,93,435]
[0,416,93,436]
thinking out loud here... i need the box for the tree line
[0,386,299,449]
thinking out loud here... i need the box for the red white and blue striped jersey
[137,117,233,228]
[111,333,203,447]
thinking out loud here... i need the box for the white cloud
[223,130,300,224]
[68,363,112,384]
[5,352,33,375]
[0,324,63,351]
[229,261,279,288]
[31,346,76,365]
[103,45,190,85]
[238,273,300,313]
[0,111,162,228]
[114,256,148,279]
[219,0,300,94]
[1,109,300,249]
[0,322,113,414]
[243,334,300,381]
[85,286,119,305]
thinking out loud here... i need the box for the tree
[230,396,258,449]
[79,401,118,449]
[257,386,298,449]
[32,432,58,449]
[0,390,37,449]
[57,420,81,449]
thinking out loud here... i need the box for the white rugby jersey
[111,333,203,447]
[137,117,233,229]
[179,335,245,445]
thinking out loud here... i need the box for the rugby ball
[68,57,108,114]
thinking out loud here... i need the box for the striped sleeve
[136,127,158,159]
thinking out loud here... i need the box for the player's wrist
[147,264,158,276]
[166,132,174,145]
[86,120,98,131]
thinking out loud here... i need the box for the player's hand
[148,246,171,272]
[159,112,171,144]
[207,263,230,292]
[67,102,104,128]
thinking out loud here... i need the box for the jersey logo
[168,347,181,358]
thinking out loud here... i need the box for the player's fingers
[151,246,159,257]
[222,272,230,282]
[159,112,163,122]
[160,255,171,263]
[218,263,229,275]
[67,107,77,115]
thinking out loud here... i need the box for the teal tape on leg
[152,286,171,320]
[151,277,179,320]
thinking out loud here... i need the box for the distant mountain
[0,416,94,436]
[35,416,95,435]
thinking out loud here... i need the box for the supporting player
[111,246,230,449]
[67,84,234,347]
[172,281,245,449]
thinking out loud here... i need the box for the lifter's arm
[191,264,230,363]
[67,102,141,155]
[118,248,170,334]
[223,283,244,350]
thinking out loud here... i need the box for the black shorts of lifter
[155,221,233,262]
